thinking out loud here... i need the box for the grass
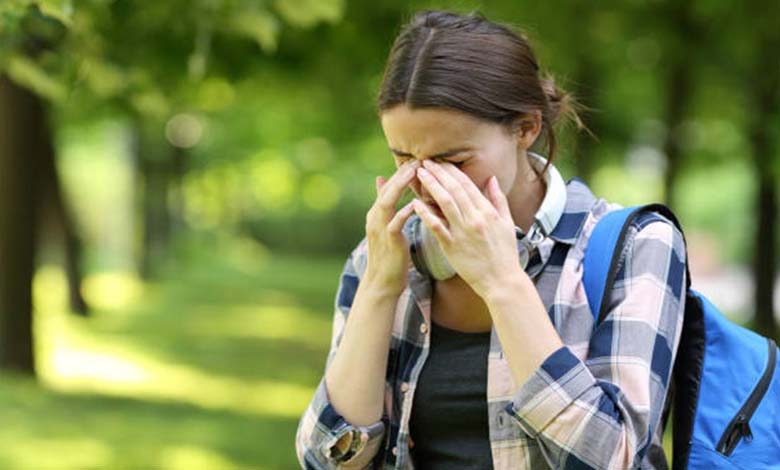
[0,234,342,469]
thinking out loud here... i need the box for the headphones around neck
[407,152,568,281]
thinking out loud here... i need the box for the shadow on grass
[86,291,334,388]
[75,240,342,387]
[21,238,351,468]
[0,374,300,469]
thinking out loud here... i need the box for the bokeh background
[0,1,778,468]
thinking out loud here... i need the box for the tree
[744,9,779,340]
[0,74,43,373]
[0,4,72,374]
[0,0,345,375]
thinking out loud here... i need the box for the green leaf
[272,0,344,28]
[224,9,280,54]
[79,57,128,98]
[6,53,66,101]
[0,0,35,37]
[34,0,73,26]
[130,88,170,119]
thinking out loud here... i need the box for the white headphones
[407,151,568,280]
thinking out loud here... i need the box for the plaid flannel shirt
[296,177,687,469]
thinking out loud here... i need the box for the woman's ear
[514,110,542,150]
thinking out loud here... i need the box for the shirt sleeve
[295,238,387,470]
[504,211,688,469]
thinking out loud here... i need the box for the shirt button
[392,446,398,456]
[400,382,409,393]
[419,323,428,334]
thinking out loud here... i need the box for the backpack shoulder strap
[583,203,692,327]
[583,206,642,327]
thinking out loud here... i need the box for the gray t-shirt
[409,320,494,469]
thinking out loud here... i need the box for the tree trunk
[38,129,88,316]
[752,175,778,339]
[661,1,696,209]
[748,36,779,340]
[131,121,171,279]
[0,75,42,375]
[661,63,690,209]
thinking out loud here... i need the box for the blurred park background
[0,0,778,468]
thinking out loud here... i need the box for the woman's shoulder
[571,180,685,245]
[578,196,687,278]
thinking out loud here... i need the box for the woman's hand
[363,160,421,296]
[412,159,523,299]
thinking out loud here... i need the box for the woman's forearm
[324,274,400,427]
[483,270,563,388]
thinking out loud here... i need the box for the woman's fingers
[412,198,453,244]
[375,161,419,215]
[375,175,386,195]
[415,166,464,224]
[387,200,415,233]
[419,161,483,221]
[487,175,511,218]
[437,162,495,214]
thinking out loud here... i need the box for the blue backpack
[583,203,780,469]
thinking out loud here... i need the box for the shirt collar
[545,177,599,246]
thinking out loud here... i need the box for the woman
[296,10,687,470]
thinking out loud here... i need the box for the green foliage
[2,0,346,115]
[274,0,344,27]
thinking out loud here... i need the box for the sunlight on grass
[43,355,315,419]
[187,303,332,346]
[34,266,69,312]
[14,245,344,468]
[81,272,145,311]
[2,438,113,469]
[159,445,242,470]
[33,265,319,420]
[663,425,672,461]
[52,349,149,383]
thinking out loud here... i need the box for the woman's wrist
[477,266,529,305]
[362,269,406,300]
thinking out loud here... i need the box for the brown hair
[376,10,583,177]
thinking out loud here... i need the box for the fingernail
[417,168,431,178]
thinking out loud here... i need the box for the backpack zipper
[715,338,777,456]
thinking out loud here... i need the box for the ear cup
[516,226,531,270]
[408,215,457,280]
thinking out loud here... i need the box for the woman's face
[380,104,533,211]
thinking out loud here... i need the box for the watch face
[515,226,528,269]
[518,246,530,270]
